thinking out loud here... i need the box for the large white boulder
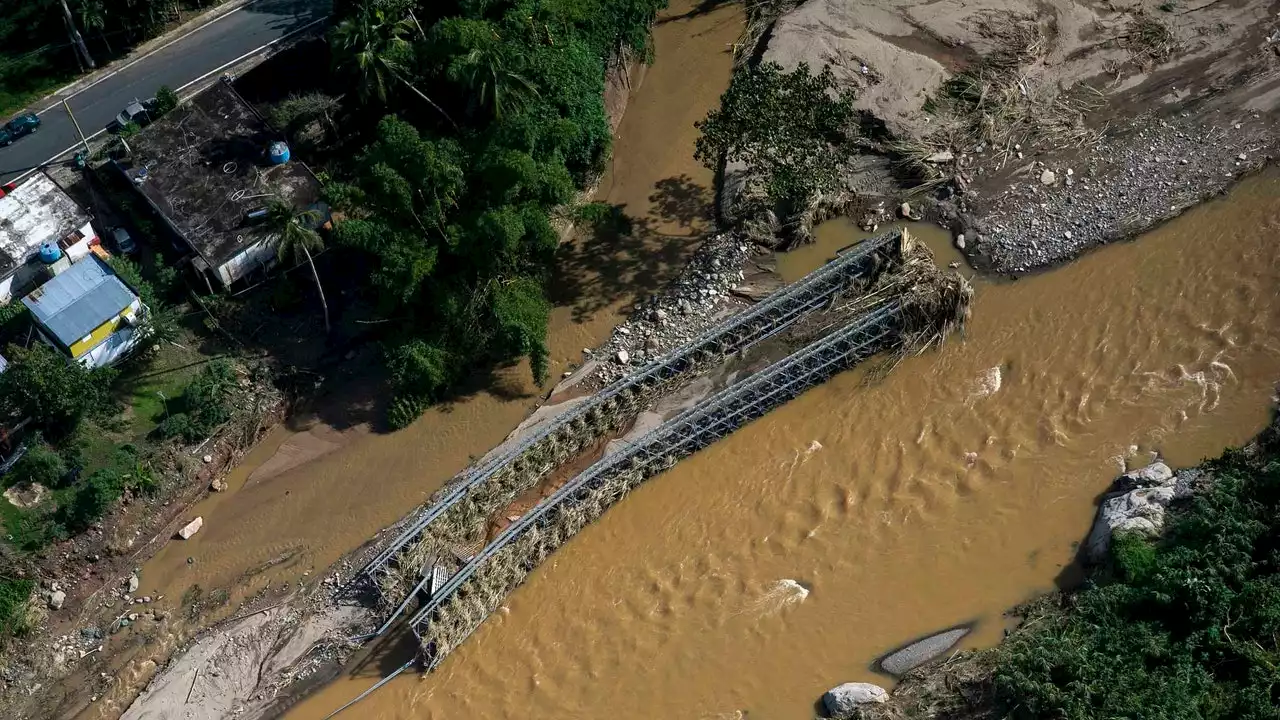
[1085,474,1176,562]
[178,517,204,540]
[823,682,887,718]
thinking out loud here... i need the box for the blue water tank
[268,141,291,165]
[38,242,62,264]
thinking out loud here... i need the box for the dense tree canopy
[0,344,115,440]
[694,62,858,243]
[325,0,665,427]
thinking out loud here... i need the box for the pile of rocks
[968,115,1275,273]
[585,233,755,386]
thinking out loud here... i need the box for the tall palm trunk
[59,0,95,69]
[392,69,459,130]
[300,243,331,334]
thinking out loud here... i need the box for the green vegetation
[155,359,236,443]
[0,344,115,440]
[0,575,35,642]
[6,438,66,489]
[152,84,179,116]
[106,256,179,353]
[694,61,858,246]
[322,0,666,427]
[993,444,1280,719]
[0,2,219,116]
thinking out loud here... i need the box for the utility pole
[59,0,95,70]
[63,99,90,155]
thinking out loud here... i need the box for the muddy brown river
[278,173,1280,717]
[92,2,745,717]
[100,2,1280,717]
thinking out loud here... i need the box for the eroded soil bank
[738,0,1280,273]
[281,169,1280,720]
[12,2,746,719]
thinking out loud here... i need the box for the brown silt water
[89,1,746,716]
[284,174,1280,718]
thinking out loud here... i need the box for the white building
[0,173,97,303]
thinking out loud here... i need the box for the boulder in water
[822,682,887,718]
[1086,484,1175,561]
[1113,461,1174,493]
[878,624,972,676]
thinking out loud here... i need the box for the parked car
[110,99,156,132]
[0,112,40,146]
[111,226,138,255]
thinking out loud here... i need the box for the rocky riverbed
[740,0,1280,274]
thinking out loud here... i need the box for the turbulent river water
[282,171,1280,719]
[104,2,1280,718]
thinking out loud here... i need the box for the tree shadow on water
[649,173,713,231]
[550,174,715,324]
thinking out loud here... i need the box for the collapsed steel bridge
[346,231,903,629]
[410,300,904,667]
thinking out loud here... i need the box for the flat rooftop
[118,81,319,269]
[0,174,91,278]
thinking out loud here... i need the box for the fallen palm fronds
[736,0,802,66]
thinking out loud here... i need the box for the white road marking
[12,15,328,185]
[37,0,267,116]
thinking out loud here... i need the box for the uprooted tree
[695,61,859,249]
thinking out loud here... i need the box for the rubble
[586,233,753,387]
[969,117,1277,274]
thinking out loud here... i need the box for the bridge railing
[347,231,904,620]
[410,300,903,666]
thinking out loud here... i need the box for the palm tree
[54,0,95,69]
[446,44,539,120]
[267,201,330,334]
[331,6,457,129]
[76,0,111,55]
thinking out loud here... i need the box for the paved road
[0,0,330,184]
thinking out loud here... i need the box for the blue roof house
[21,256,146,368]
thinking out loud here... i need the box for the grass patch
[0,74,74,119]
[116,338,213,440]
[0,575,35,640]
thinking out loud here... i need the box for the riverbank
[851,410,1280,720]
[99,1,1280,718]
[729,0,1280,274]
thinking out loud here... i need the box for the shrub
[58,467,125,533]
[152,85,180,116]
[6,440,67,489]
[994,457,1280,719]
[694,62,859,241]
[155,360,237,443]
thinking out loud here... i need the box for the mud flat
[739,0,1280,272]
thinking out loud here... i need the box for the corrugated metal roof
[22,256,136,348]
[0,174,91,277]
